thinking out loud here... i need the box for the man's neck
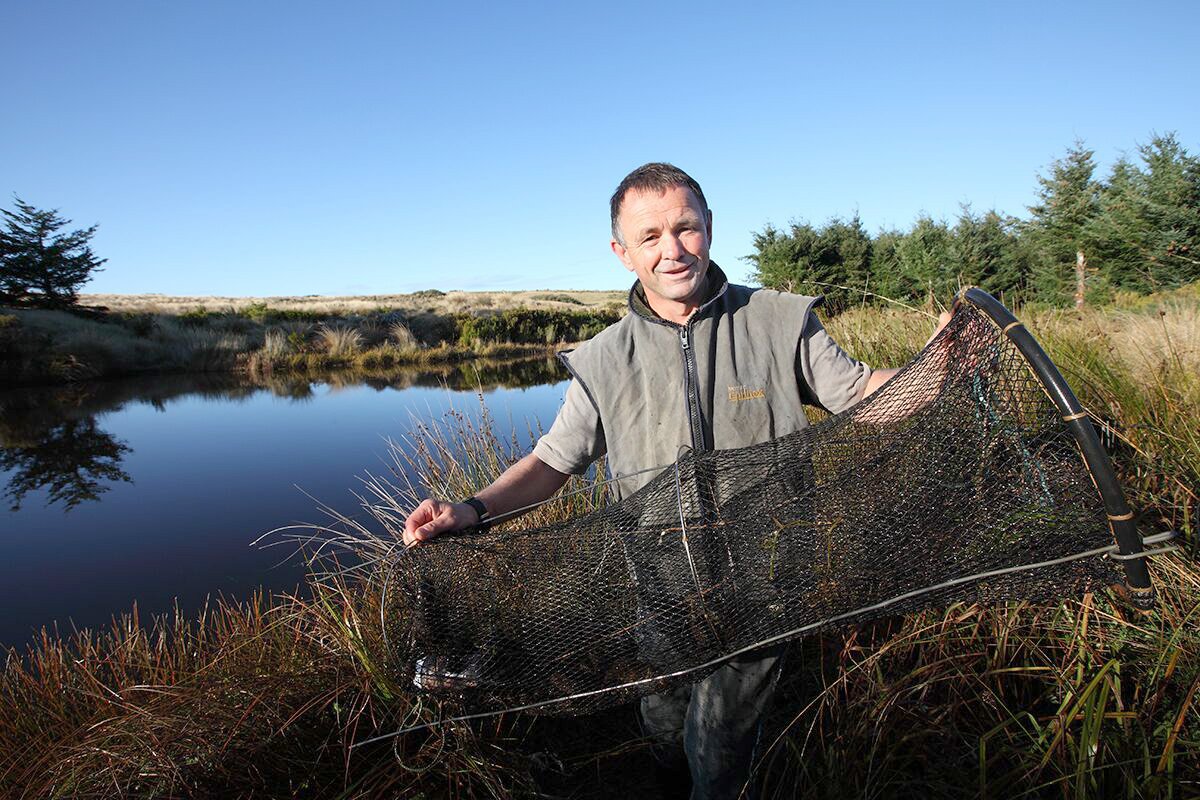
[631,263,726,325]
[645,276,709,325]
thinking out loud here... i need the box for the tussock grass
[245,341,559,378]
[1032,299,1199,544]
[315,324,364,357]
[388,320,419,348]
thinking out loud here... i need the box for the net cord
[352,531,1179,747]
[673,447,704,596]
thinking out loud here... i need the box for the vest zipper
[679,324,706,452]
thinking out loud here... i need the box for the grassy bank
[0,295,623,386]
[2,292,1198,797]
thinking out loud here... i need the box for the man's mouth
[658,261,695,277]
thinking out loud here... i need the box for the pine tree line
[746,133,1200,312]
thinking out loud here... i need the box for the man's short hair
[610,162,709,245]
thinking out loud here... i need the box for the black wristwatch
[461,496,491,530]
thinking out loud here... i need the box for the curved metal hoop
[956,288,1155,609]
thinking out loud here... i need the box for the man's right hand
[402,499,480,547]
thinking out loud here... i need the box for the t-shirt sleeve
[533,378,607,475]
[797,312,873,415]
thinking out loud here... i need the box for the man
[403,163,949,798]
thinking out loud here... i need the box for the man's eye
[641,235,658,245]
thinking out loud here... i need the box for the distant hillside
[79,289,628,316]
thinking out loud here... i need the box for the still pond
[0,358,567,648]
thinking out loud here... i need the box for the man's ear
[611,239,634,272]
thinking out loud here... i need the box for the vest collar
[628,261,731,325]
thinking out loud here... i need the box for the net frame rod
[957,288,1154,608]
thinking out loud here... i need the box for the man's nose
[660,231,685,261]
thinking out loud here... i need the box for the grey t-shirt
[533,312,871,476]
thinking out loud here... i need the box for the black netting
[382,304,1120,717]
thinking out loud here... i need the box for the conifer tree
[0,197,106,306]
[895,215,955,304]
[1028,142,1100,306]
[746,217,872,312]
[1088,133,1200,292]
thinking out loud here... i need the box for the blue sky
[2,0,1197,296]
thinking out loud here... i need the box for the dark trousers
[641,648,784,800]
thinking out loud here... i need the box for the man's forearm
[862,368,898,399]
[474,452,570,521]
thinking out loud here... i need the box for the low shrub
[455,308,621,347]
[178,306,215,327]
[407,312,456,345]
[533,293,584,305]
[116,312,158,337]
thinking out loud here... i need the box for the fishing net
[380,299,1130,719]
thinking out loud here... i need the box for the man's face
[611,185,713,315]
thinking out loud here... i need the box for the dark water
[0,359,568,649]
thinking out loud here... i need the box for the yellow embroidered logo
[728,385,766,402]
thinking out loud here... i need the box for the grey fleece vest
[560,267,820,500]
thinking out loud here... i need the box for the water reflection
[0,419,132,511]
[0,356,565,512]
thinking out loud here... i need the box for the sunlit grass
[2,286,1197,797]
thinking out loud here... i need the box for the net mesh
[381,303,1121,716]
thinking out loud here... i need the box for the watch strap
[461,496,490,529]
